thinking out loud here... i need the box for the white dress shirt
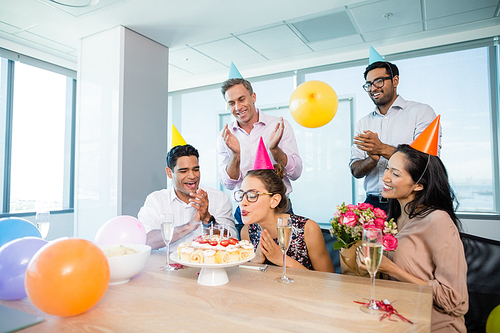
[350,95,441,196]
[137,186,236,249]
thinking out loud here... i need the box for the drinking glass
[360,227,383,314]
[36,210,50,239]
[275,217,294,284]
[159,214,175,271]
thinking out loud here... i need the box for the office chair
[460,232,500,333]
[322,228,341,273]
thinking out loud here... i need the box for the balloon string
[354,300,414,324]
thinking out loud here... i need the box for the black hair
[245,164,288,214]
[221,78,253,97]
[364,61,399,80]
[387,144,462,232]
[166,144,199,169]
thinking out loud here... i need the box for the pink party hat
[252,137,274,170]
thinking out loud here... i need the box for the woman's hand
[356,246,393,275]
[251,244,266,264]
[356,246,429,286]
[259,229,285,266]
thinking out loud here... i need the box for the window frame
[0,48,76,217]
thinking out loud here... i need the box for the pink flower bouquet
[329,202,398,251]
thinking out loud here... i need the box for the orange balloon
[25,238,110,317]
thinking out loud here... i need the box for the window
[0,51,76,214]
[304,44,497,214]
[170,38,500,223]
[396,47,493,212]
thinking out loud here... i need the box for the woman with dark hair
[358,144,468,332]
[237,164,334,272]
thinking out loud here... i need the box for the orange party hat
[252,137,274,170]
[410,115,440,156]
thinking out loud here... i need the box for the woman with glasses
[236,164,334,272]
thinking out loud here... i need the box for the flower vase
[339,240,370,277]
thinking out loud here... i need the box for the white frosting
[180,247,194,254]
[226,244,239,252]
[178,235,255,263]
[203,250,216,257]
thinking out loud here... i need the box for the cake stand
[170,252,255,286]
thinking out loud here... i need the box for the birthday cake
[177,235,254,263]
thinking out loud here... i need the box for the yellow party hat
[171,124,187,148]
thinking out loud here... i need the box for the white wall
[75,26,168,241]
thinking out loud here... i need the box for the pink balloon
[94,215,146,245]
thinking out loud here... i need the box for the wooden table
[1,250,432,332]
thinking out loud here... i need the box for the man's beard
[371,89,394,106]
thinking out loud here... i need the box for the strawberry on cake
[176,234,254,264]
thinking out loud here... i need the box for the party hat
[228,61,243,79]
[369,45,385,64]
[252,137,274,170]
[171,124,187,148]
[410,116,440,156]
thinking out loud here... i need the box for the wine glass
[159,214,175,271]
[360,227,383,314]
[35,210,50,239]
[275,217,294,284]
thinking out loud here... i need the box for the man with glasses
[138,144,236,250]
[350,61,440,211]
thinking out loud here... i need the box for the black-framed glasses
[362,76,392,92]
[234,190,273,203]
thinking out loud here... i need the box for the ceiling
[1,0,499,91]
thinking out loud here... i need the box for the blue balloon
[0,217,41,247]
[0,237,48,300]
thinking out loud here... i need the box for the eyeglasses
[234,190,273,203]
[362,76,392,92]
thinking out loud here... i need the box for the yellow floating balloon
[289,80,338,128]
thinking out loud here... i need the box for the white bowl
[100,243,151,285]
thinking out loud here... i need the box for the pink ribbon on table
[354,299,414,324]
[170,263,184,270]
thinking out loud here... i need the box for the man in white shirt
[350,60,440,211]
[138,144,236,250]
